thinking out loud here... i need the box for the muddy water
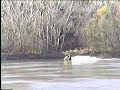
[1,58,120,90]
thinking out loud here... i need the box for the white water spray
[71,55,119,65]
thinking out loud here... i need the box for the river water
[1,57,120,90]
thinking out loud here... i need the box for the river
[1,57,120,90]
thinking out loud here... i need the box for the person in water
[64,55,71,64]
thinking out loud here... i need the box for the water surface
[1,58,120,90]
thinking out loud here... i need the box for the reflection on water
[1,58,120,90]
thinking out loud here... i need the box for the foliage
[1,1,120,56]
[84,3,120,53]
[96,6,109,15]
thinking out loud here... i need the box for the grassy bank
[63,48,120,58]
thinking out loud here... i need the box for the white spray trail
[71,56,119,65]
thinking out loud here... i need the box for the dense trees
[1,0,120,55]
[84,3,120,54]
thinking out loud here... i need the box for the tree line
[1,0,120,55]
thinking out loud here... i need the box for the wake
[71,56,119,65]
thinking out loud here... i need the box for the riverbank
[1,53,65,60]
[63,48,120,59]
[1,48,120,60]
